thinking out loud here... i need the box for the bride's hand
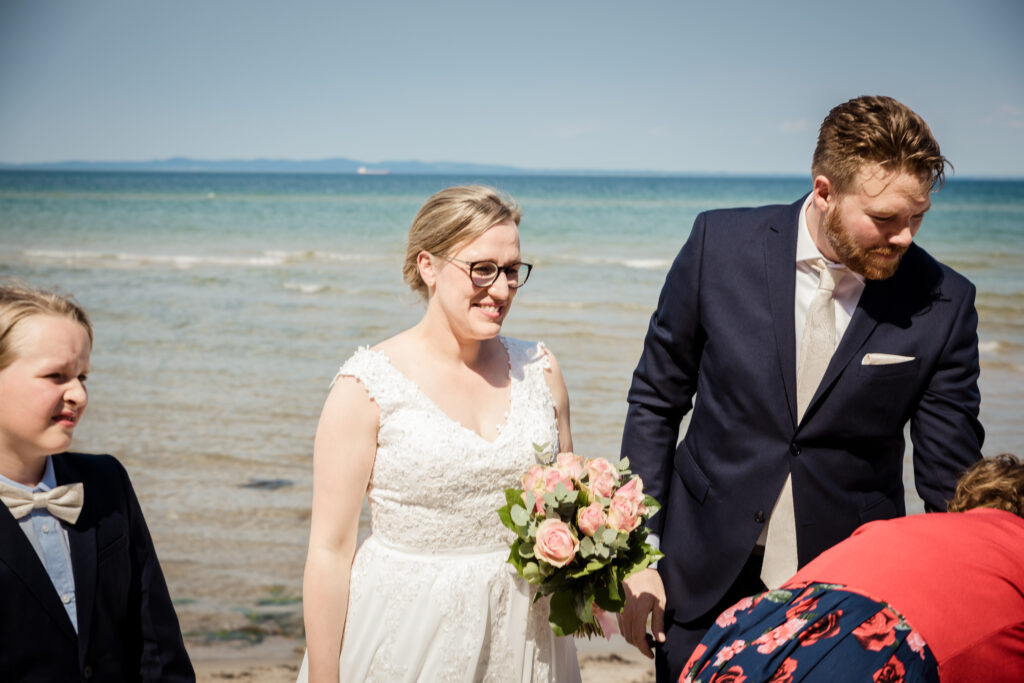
[619,568,666,658]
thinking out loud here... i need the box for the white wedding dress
[297,336,581,682]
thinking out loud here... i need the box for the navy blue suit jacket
[621,197,984,623]
[0,452,194,682]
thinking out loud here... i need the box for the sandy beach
[188,635,656,682]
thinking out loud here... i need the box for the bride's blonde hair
[403,186,521,299]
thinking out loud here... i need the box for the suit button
[754,511,766,523]
[83,665,93,679]
[790,443,801,456]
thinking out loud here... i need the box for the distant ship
[357,166,390,175]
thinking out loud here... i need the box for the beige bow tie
[0,481,84,524]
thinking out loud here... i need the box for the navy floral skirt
[680,581,939,682]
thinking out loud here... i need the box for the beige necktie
[0,481,84,524]
[761,259,847,588]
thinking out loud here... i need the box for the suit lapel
[764,199,804,429]
[53,455,96,665]
[0,499,79,642]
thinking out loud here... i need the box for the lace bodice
[336,336,559,551]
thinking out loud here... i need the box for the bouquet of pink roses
[497,450,662,637]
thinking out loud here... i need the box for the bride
[298,186,582,682]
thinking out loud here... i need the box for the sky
[1,0,1022,177]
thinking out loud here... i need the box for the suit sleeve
[910,280,985,511]
[117,463,196,682]
[620,213,708,535]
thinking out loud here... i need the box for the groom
[618,95,984,681]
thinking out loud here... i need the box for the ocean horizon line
[2,159,1022,182]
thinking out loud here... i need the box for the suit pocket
[673,442,710,505]
[97,532,128,562]
[856,356,921,380]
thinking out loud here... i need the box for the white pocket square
[861,353,916,366]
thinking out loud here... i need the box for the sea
[1,171,1022,639]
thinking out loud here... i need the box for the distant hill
[0,156,680,176]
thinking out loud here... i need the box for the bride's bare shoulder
[370,330,425,373]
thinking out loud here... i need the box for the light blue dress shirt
[0,457,78,633]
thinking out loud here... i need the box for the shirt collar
[796,193,826,264]
[0,456,57,493]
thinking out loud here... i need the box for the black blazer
[621,197,984,623]
[0,452,194,682]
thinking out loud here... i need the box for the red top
[788,508,1024,681]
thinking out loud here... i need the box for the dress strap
[333,347,417,417]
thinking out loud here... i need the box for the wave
[978,338,1024,355]
[21,248,394,269]
[544,255,673,270]
[282,281,329,294]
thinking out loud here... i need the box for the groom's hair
[812,95,949,194]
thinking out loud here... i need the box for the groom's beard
[823,206,906,280]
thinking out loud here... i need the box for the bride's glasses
[434,255,532,289]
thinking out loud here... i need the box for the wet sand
[189,634,656,682]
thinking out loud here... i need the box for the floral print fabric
[681,582,938,683]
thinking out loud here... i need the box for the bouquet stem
[574,620,605,639]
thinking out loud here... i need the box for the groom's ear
[811,175,834,213]
[417,251,437,289]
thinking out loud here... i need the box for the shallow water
[1,171,1021,630]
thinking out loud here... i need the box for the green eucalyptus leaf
[510,505,530,526]
[523,492,537,515]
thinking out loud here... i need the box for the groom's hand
[619,568,666,659]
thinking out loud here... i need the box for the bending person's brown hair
[948,453,1024,517]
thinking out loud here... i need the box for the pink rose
[521,465,547,514]
[522,464,544,491]
[576,502,607,537]
[753,618,805,654]
[554,452,585,481]
[712,639,748,667]
[613,475,645,507]
[534,519,579,568]
[542,467,574,494]
[715,596,754,627]
[606,494,641,532]
[583,458,620,499]
[588,473,617,499]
